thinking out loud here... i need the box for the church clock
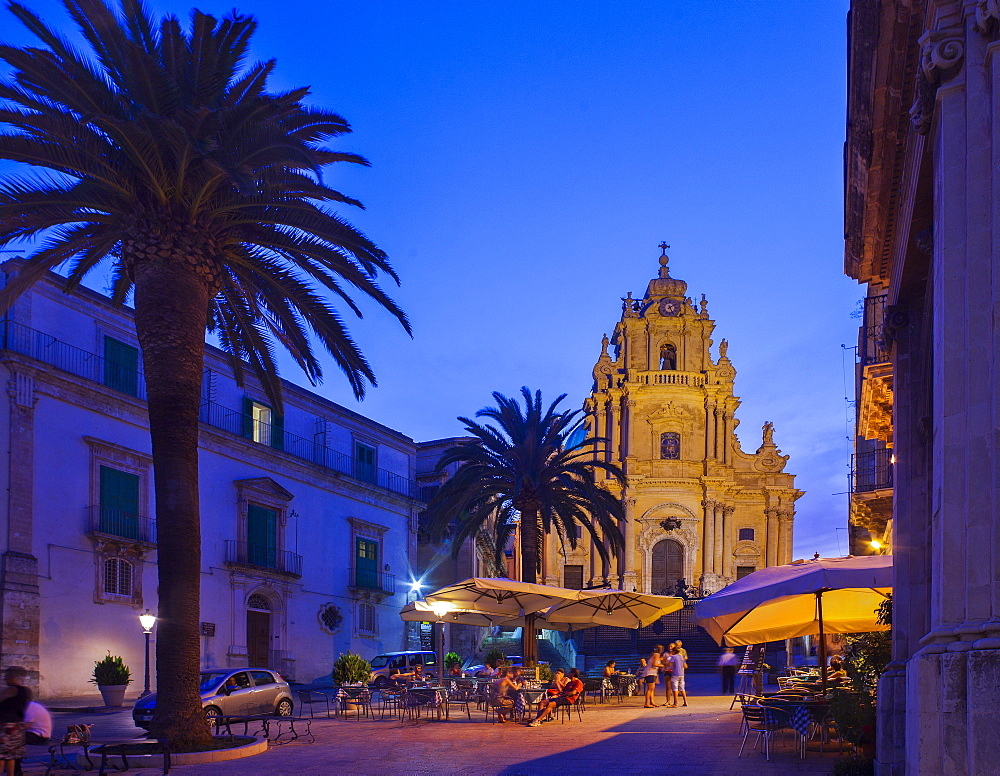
[658,298,681,316]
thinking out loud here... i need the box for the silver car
[132,668,293,728]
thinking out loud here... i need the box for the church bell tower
[565,245,803,595]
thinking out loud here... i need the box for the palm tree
[426,387,625,622]
[0,0,408,747]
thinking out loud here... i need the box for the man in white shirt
[15,702,52,776]
[718,648,741,695]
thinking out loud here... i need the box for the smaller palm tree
[426,387,626,585]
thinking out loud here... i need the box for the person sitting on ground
[490,668,519,723]
[527,668,583,727]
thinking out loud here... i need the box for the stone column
[622,497,637,592]
[765,507,779,568]
[605,400,616,464]
[712,502,724,576]
[700,498,715,583]
[0,368,40,689]
[705,400,716,460]
[721,505,735,580]
[544,528,558,586]
[777,509,794,565]
[719,411,729,465]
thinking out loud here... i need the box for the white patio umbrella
[693,555,892,685]
[544,590,684,629]
[424,578,583,662]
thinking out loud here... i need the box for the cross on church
[658,241,670,255]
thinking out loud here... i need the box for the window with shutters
[99,466,140,540]
[563,564,585,590]
[355,538,379,588]
[247,503,278,569]
[103,336,139,396]
[241,397,284,451]
[355,442,377,484]
[738,528,755,542]
[103,557,133,597]
[231,478,296,577]
[357,601,377,635]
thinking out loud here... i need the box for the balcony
[851,448,894,493]
[225,540,302,578]
[0,321,421,500]
[632,370,706,387]
[348,566,395,596]
[860,294,890,366]
[86,506,157,544]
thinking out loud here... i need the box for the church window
[738,528,755,542]
[104,557,133,597]
[659,343,677,370]
[660,432,681,460]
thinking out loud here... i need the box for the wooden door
[247,609,271,668]
[651,539,684,595]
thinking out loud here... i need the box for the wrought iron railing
[224,540,303,577]
[86,505,157,543]
[851,448,894,493]
[348,566,395,595]
[860,294,890,366]
[0,320,420,499]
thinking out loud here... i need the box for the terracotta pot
[98,684,128,707]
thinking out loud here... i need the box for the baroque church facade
[557,248,802,596]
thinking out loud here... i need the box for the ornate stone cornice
[910,29,965,135]
[974,0,1000,35]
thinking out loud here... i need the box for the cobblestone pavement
[25,675,842,775]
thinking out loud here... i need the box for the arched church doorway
[246,593,272,667]
[651,539,684,595]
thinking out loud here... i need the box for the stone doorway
[246,594,271,667]
[651,539,684,595]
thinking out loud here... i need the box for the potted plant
[90,653,132,707]
[332,652,372,711]
[444,652,462,675]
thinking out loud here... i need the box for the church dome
[645,251,687,299]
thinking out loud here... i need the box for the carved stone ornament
[910,30,965,135]
[974,0,1000,34]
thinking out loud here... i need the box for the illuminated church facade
[552,248,803,595]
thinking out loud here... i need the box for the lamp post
[869,540,883,555]
[138,610,156,698]
[428,601,455,679]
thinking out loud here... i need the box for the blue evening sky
[2,1,859,558]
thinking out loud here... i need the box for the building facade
[561,249,802,596]
[0,262,422,696]
[845,1,1000,772]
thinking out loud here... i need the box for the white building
[0,261,422,696]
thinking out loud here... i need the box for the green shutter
[241,397,254,438]
[99,466,140,539]
[103,337,139,396]
[356,537,378,588]
[247,504,277,568]
[355,443,376,484]
[271,413,284,452]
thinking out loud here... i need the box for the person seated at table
[387,669,408,687]
[828,657,848,682]
[534,668,567,722]
[634,658,646,678]
[449,664,463,678]
[526,669,583,727]
[410,665,427,683]
[489,668,518,723]
[603,660,617,678]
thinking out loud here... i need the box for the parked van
[369,650,438,687]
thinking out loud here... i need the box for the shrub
[332,652,372,685]
[483,646,505,667]
[536,663,553,682]
[91,654,132,686]
[831,596,891,747]
[444,652,462,670]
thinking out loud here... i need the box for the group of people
[0,667,52,776]
[638,642,688,708]
[487,666,585,727]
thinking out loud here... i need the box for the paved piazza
[31,676,839,775]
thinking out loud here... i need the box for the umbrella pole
[816,591,827,692]
[523,612,537,665]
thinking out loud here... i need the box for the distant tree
[0,0,407,748]
[426,387,625,585]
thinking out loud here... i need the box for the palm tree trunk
[519,508,539,663]
[132,262,212,749]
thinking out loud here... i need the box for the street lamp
[428,601,455,679]
[138,610,156,698]
[869,540,883,555]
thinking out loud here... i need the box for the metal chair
[379,687,404,719]
[739,705,786,761]
[296,690,331,718]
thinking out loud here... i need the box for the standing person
[642,645,663,708]
[666,645,688,708]
[675,640,689,662]
[0,668,30,776]
[13,701,49,776]
[659,643,676,706]
[718,648,740,695]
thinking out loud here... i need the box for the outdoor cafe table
[760,697,830,740]
[404,685,450,720]
[516,688,548,716]
[604,674,638,700]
